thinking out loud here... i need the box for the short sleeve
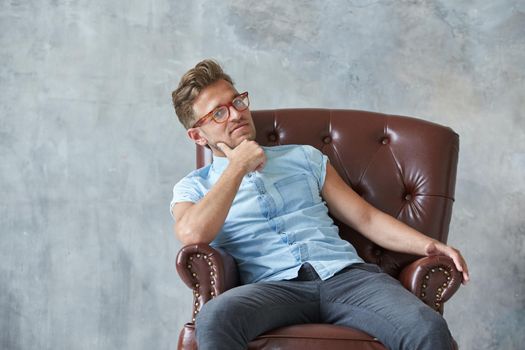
[169,175,204,219]
[302,145,329,190]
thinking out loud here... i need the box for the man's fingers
[451,252,470,284]
[216,142,232,156]
[462,270,470,284]
[458,257,470,284]
[458,260,470,284]
[452,256,463,272]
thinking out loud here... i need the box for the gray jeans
[195,263,453,350]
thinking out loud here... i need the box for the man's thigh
[319,263,452,348]
[196,279,321,343]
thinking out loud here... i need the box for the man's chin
[237,134,256,144]
[208,133,257,151]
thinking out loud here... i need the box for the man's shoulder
[171,165,213,206]
[178,164,213,184]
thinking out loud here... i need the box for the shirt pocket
[274,173,315,214]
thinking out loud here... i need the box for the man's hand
[425,241,470,284]
[217,140,266,174]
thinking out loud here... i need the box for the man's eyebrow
[210,91,240,110]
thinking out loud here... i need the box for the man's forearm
[175,163,246,245]
[362,209,436,256]
[364,208,470,283]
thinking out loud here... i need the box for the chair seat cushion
[247,324,385,350]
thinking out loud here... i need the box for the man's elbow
[174,221,213,246]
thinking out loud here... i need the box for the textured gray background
[1,1,524,349]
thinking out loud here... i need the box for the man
[170,59,469,350]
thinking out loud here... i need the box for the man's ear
[187,128,208,147]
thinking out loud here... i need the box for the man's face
[188,79,256,156]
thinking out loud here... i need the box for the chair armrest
[399,255,462,314]
[176,243,240,322]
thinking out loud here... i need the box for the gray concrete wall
[1,1,523,349]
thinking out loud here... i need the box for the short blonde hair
[171,59,234,129]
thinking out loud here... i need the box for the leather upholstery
[178,109,462,349]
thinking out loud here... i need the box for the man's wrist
[225,161,250,178]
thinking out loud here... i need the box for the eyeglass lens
[212,94,249,122]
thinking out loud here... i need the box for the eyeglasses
[192,92,250,128]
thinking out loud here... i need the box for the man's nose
[228,106,242,121]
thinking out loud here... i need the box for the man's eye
[233,98,247,108]
[213,107,228,120]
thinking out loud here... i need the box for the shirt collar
[211,154,229,173]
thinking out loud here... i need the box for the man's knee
[194,294,250,350]
[404,306,453,350]
[195,291,244,330]
[195,284,267,340]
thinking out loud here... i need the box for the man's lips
[230,123,249,134]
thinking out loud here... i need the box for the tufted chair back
[178,108,462,349]
[196,108,459,278]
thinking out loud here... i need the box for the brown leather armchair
[176,109,463,349]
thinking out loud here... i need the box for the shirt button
[247,173,253,178]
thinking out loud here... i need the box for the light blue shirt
[171,144,364,284]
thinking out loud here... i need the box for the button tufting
[381,137,389,145]
[268,133,277,142]
[323,136,332,144]
[404,194,412,201]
